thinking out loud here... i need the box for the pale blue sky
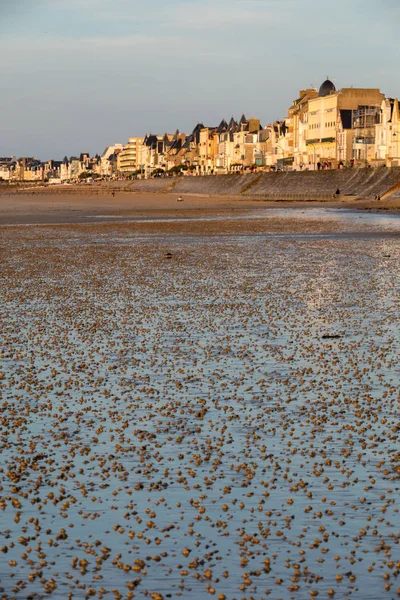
[0,0,399,159]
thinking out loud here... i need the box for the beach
[1,185,400,225]
[0,197,399,599]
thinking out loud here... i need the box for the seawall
[122,167,400,201]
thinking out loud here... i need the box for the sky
[0,0,399,159]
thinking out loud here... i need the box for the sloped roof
[228,117,238,131]
[217,119,228,133]
[145,135,159,146]
[170,138,183,153]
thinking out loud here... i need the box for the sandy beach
[1,186,400,225]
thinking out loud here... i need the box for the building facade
[118,137,144,175]
[305,79,384,168]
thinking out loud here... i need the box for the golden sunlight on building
[118,137,144,174]
[306,78,383,168]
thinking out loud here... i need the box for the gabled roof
[170,138,183,153]
[183,134,194,149]
[192,123,204,133]
[217,119,228,133]
[191,123,204,144]
[228,117,238,131]
[392,98,400,123]
[389,98,395,122]
[145,134,159,147]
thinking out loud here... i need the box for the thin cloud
[17,0,294,32]
[0,33,245,64]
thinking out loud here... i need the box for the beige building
[265,121,291,169]
[233,117,261,169]
[215,116,261,171]
[198,127,216,173]
[387,99,400,166]
[100,144,123,176]
[289,89,319,169]
[306,79,384,167]
[265,89,318,169]
[118,137,143,174]
[0,166,10,180]
[374,98,400,166]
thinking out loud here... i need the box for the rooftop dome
[319,77,336,97]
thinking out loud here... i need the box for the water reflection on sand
[85,207,400,228]
[0,211,399,599]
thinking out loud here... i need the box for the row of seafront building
[1,78,400,183]
[121,79,400,175]
[0,149,123,184]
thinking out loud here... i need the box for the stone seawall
[172,173,260,195]
[240,168,400,200]
[118,174,258,195]
[117,167,400,200]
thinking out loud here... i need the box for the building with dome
[318,78,336,97]
[305,78,384,167]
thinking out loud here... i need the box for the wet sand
[1,188,399,225]
[0,210,399,599]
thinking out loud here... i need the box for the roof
[319,78,336,97]
[217,119,228,133]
